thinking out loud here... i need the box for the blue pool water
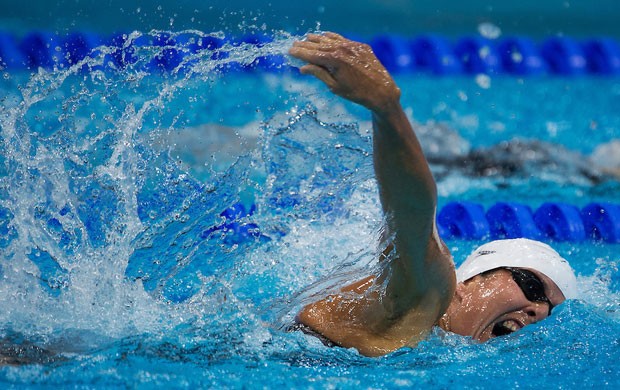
[0,27,619,388]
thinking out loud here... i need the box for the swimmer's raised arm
[289,33,455,356]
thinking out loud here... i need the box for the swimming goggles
[505,267,554,313]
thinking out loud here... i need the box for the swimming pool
[1,8,620,390]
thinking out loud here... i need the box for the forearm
[372,102,437,221]
[371,99,451,318]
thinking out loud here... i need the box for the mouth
[491,319,523,337]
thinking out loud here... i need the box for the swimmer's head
[456,238,578,299]
[439,238,577,341]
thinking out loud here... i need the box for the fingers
[288,32,354,90]
[289,32,351,66]
[305,33,340,43]
[305,34,323,43]
[299,64,337,90]
[290,32,350,53]
[323,32,346,41]
[288,46,335,68]
[291,40,334,52]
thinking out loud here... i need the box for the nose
[525,301,551,322]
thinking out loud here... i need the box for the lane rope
[1,31,619,75]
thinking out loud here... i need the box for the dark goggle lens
[507,268,551,305]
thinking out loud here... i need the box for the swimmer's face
[445,268,565,341]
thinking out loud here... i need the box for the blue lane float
[0,32,24,68]
[3,200,619,303]
[2,30,620,76]
[105,33,138,69]
[145,32,184,72]
[541,36,588,75]
[453,36,502,74]
[412,35,462,75]
[438,201,620,243]
[201,202,270,246]
[497,36,547,75]
[581,203,620,242]
[62,32,102,66]
[371,35,416,73]
[18,31,63,69]
[582,38,620,75]
[485,202,541,240]
[533,202,586,242]
[437,201,489,239]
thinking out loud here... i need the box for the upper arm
[296,242,453,357]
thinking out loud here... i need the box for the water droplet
[475,74,491,89]
[478,46,490,59]
[478,22,501,39]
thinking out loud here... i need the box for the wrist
[368,86,402,118]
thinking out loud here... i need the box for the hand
[289,32,401,115]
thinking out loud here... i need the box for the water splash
[0,29,382,358]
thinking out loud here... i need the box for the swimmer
[289,32,578,357]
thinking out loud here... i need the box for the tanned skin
[289,32,455,357]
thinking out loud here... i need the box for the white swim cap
[456,238,578,299]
